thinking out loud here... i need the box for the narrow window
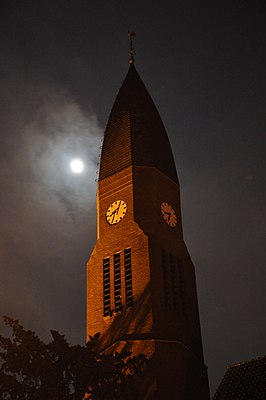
[178,260,186,315]
[162,249,171,307]
[124,248,133,307]
[103,257,111,317]
[114,253,122,312]
[170,254,178,311]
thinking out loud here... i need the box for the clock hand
[116,201,122,215]
[110,203,121,223]
[165,212,171,221]
[110,206,119,217]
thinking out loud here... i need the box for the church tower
[87,54,210,399]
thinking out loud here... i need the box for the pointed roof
[99,64,178,183]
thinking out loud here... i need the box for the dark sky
[0,0,265,394]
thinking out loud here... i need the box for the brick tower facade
[87,63,210,399]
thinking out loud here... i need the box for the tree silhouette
[0,316,146,399]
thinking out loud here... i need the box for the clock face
[106,200,127,225]
[161,202,177,227]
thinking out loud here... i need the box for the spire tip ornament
[128,31,136,64]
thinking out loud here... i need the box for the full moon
[70,158,85,174]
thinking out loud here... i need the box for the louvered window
[103,257,111,317]
[170,254,178,311]
[124,248,133,307]
[114,253,122,311]
[162,249,171,307]
[178,261,186,315]
[103,249,134,317]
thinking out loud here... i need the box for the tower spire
[87,56,210,400]
[128,31,136,64]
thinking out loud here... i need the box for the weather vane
[128,31,136,64]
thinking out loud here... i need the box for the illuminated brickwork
[87,64,210,399]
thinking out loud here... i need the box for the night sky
[0,1,265,394]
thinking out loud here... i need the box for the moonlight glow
[70,158,85,174]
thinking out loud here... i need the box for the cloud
[0,77,103,342]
